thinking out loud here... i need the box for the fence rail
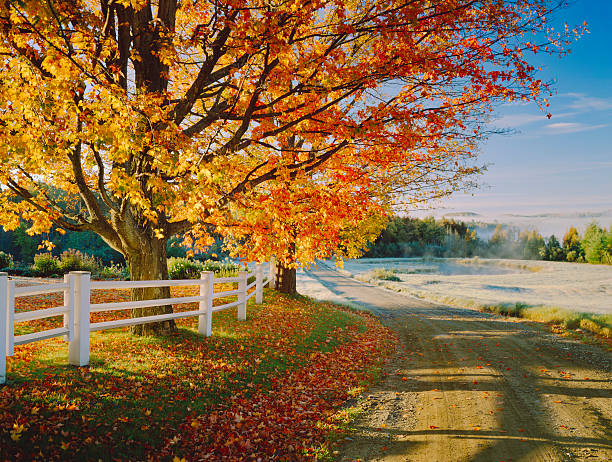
[1,259,277,384]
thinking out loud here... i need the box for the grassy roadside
[1,288,397,461]
[360,274,612,343]
[406,290,612,339]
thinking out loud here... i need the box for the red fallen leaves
[158,309,397,460]
[2,289,397,460]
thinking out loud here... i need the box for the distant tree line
[2,215,610,274]
[0,225,124,266]
[0,224,229,278]
[365,217,612,264]
[0,224,228,265]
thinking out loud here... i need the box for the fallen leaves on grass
[1,288,396,461]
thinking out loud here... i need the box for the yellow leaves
[190,420,201,429]
[117,0,148,11]
[38,240,56,251]
[10,422,25,442]
[278,52,294,69]
[197,168,213,184]
[157,45,177,67]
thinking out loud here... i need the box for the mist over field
[429,209,612,239]
[339,258,612,316]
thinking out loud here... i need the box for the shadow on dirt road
[300,266,612,462]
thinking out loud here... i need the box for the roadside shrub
[370,268,401,282]
[579,318,612,339]
[168,257,204,279]
[481,302,527,317]
[200,259,241,276]
[58,249,100,273]
[4,264,36,277]
[168,257,244,279]
[98,263,129,280]
[563,317,581,330]
[0,251,14,269]
[33,253,60,276]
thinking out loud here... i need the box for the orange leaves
[0,0,576,269]
[3,289,396,460]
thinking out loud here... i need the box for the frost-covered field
[337,258,612,315]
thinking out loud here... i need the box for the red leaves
[3,290,397,460]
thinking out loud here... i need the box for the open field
[337,258,612,317]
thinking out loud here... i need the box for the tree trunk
[275,229,298,295]
[275,261,297,295]
[127,237,177,336]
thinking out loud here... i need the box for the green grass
[2,290,395,461]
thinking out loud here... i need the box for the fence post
[63,273,74,342]
[6,279,14,357]
[268,257,276,289]
[0,273,7,384]
[68,272,90,367]
[255,263,264,304]
[237,271,247,320]
[199,271,214,337]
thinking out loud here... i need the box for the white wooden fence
[0,260,276,384]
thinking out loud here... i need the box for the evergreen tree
[563,226,583,262]
[520,230,546,260]
[582,223,607,264]
[542,235,564,261]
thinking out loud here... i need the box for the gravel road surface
[299,264,612,462]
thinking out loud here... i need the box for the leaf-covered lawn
[1,287,396,461]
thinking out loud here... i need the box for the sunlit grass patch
[359,268,402,282]
[384,284,612,341]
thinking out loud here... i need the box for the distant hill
[443,212,481,217]
[504,210,612,219]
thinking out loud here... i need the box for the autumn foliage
[0,1,581,322]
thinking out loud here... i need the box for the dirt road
[300,266,612,462]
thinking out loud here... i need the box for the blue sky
[420,0,612,222]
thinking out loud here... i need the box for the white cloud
[547,122,580,129]
[493,113,547,128]
[544,122,608,134]
[562,93,612,111]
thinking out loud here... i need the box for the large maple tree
[0,0,578,332]
[218,134,481,294]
